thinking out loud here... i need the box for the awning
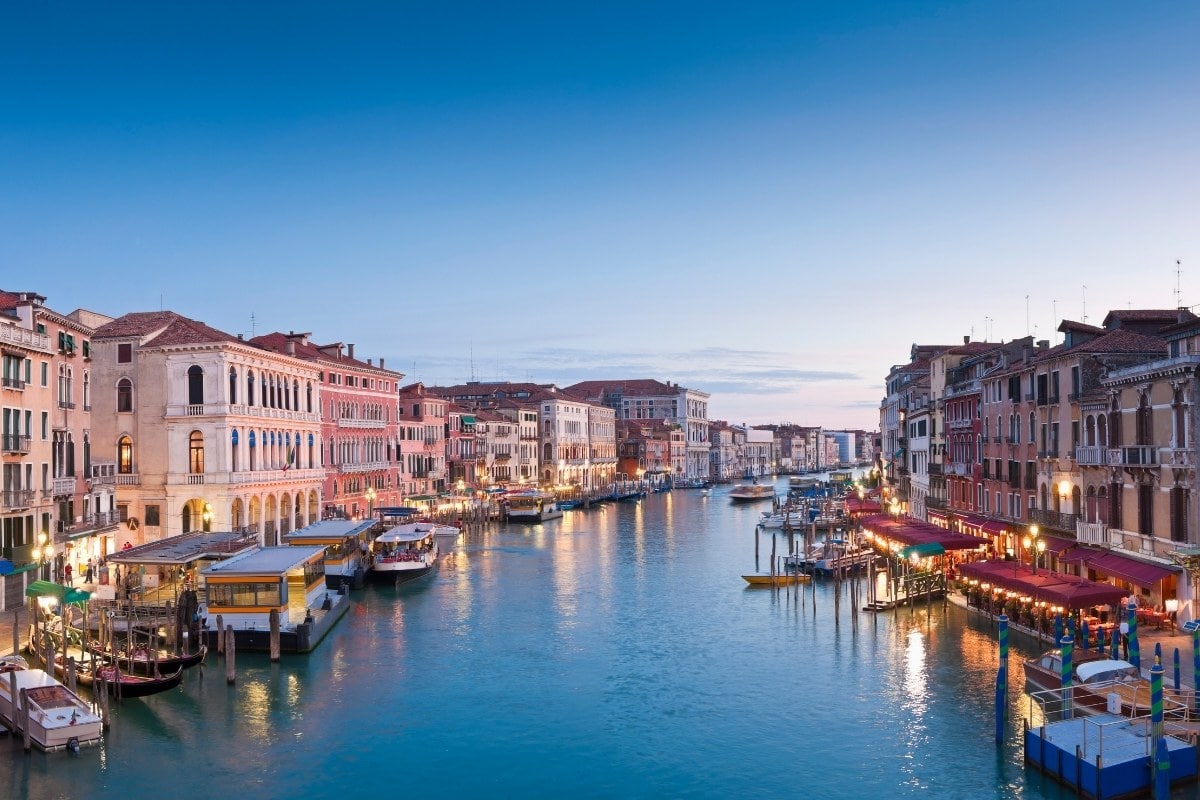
[461,415,476,425]
[407,495,435,502]
[1085,551,1175,587]
[25,579,91,605]
[1040,536,1076,555]
[899,542,945,559]
[957,561,1128,610]
[957,513,1009,536]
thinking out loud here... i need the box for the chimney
[963,335,969,345]
[367,358,373,366]
[348,343,355,360]
[287,341,296,356]
[380,358,385,369]
[1038,340,1049,349]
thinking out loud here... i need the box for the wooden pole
[216,614,224,655]
[20,687,31,752]
[225,625,236,684]
[66,656,77,693]
[269,609,281,663]
[7,671,17,736]
[11,609,17,657]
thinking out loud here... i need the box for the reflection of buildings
[91,311,324,545]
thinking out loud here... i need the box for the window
[118,436,133,474]
[41,361,48,387]
[118,343,132,363]
[145,505,161,527]
[117,378,133,412]
[229,367,238,404]
[189,431,204,473]
[188,365,204,405]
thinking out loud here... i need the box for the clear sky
[3,2,1198,431]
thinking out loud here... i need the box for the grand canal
[3,478,1115,799]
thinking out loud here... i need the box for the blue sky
[3,2,1198,430]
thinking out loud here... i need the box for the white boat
[757,508,809,529]
[283,518,377,589]
[785,538,873,575]
[506,491,564,523]
[728,484,775,502]
[0,656,103,751]
[369,522,447,583]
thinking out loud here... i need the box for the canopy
[957,560,1127,610]
[25,579,91,605]
[860,514,988,552]
[898,542,945,559]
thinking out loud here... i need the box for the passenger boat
[283,518,377,589]
[728,484,775,502]
[505,491,564,523]
[0,657,103,751]
[369,522,445,583]
[1023,651,1187,716]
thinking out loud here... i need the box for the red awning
[1088,551,1175,586]
[1040,536,1076,555]
[956,513,1009,536]
[860,514,988,552]
[957,560,1128,610]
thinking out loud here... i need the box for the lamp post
[31,531,50,581]
[365,485,377,517]
[1028,525,1041,574]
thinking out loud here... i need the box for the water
[0,479,1113,799]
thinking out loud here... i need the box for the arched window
[117,436,133,474]
[247,371,256,406]
[306,382,313,413]
[229,367,238,404]
[231,429,240,472]
[248,430,257,471]
[117,379,133,413]
[269,375,277,408]
[1028,412,1035,444]
[189,431,205,474]
[83,372,90,410]
[188,365,204,405]
[293,380,299,410]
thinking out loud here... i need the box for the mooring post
[225,625,236,684]
[269,608,281,663]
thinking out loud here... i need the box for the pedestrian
[85,559,94,584]
[64,562,73,585]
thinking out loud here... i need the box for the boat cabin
[283,518,376,589]
[1075,660,1140,686]
[201,546,328,632]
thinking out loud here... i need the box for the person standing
[64,562,73,585]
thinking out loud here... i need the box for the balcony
[1075,446,1114,466]
[926,496,946,509]
[1,433,31,454]
[1028,508,1077,533]
[1108,527,1187,562]
[1119,446,1157,468]
[336,417,386,429]
[927,463,942,476]
[2,376,25,391]
[57,400,76,410]
[184,403,320,423]
[58,510,120,537]
[1,489,36,509]
[229,468,324,485]
[1075,521,1110,547]
[340,461,389,473]
[51,476,76,496]
[0,324,52,353]
[116,474,141,485]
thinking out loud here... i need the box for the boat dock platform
[1025,712,1197,798]
[862,569,947,611]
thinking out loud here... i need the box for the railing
[947,419,973,430]
[1,433,31,453]
[59,511,121,535]
[336,418,386,428]
[1075,446,1114,466]
[51,476,76,496]
[116,473,141,485]
[927,463,942,475]
[1164,448,1194,467]
[1029,508,1076,532]
[0,324,51,352]
[187,475,205,485]
[1119,446,1157,467]
[0,489,36,509]
[341,461,388,473]
[1075,521,1109,546]
[57,400,75,410]
[2,376,25,390]
[177,403,320,423]
[229,468,324,485]
[949,463,967,476]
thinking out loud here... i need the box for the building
[250,333,404,521]
[91,311,324,545]
[396,383,448,503]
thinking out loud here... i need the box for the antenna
[469,342,476,383]
[1025,294,1030,336]
[1081,285,1087,324]
[250,312,256,338]
[1177,259,1184,308]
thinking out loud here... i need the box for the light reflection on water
[1,478,1151,799]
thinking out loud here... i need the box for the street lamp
[1027,525,1041,574]
[202,502,213,532]
[31,531,50,581]
[365,485,377,516]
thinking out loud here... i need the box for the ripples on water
[0,482,1129,799]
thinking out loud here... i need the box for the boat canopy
[1076,659,1138,685]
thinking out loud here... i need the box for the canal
[1,478,1121,798]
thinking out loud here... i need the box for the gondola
[32,640,185,699]
[87,641,207,675]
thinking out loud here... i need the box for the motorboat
[728,484,775,502]
[0,658,103,751]
[1024,652,1187,716]
[369,522,446,583]
[757,508,809,529]
[742,572,811,586]
[786,538,872,575]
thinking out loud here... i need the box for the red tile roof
[93,311,242,347]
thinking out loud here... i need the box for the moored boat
[742,572,811,586]
[0,659,103,751]
[87,641,207,676]
[1024,651,1187,716]
[369,522,444,583]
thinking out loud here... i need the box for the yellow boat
[742,572,811,585]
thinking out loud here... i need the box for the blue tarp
[0,559,13,575]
